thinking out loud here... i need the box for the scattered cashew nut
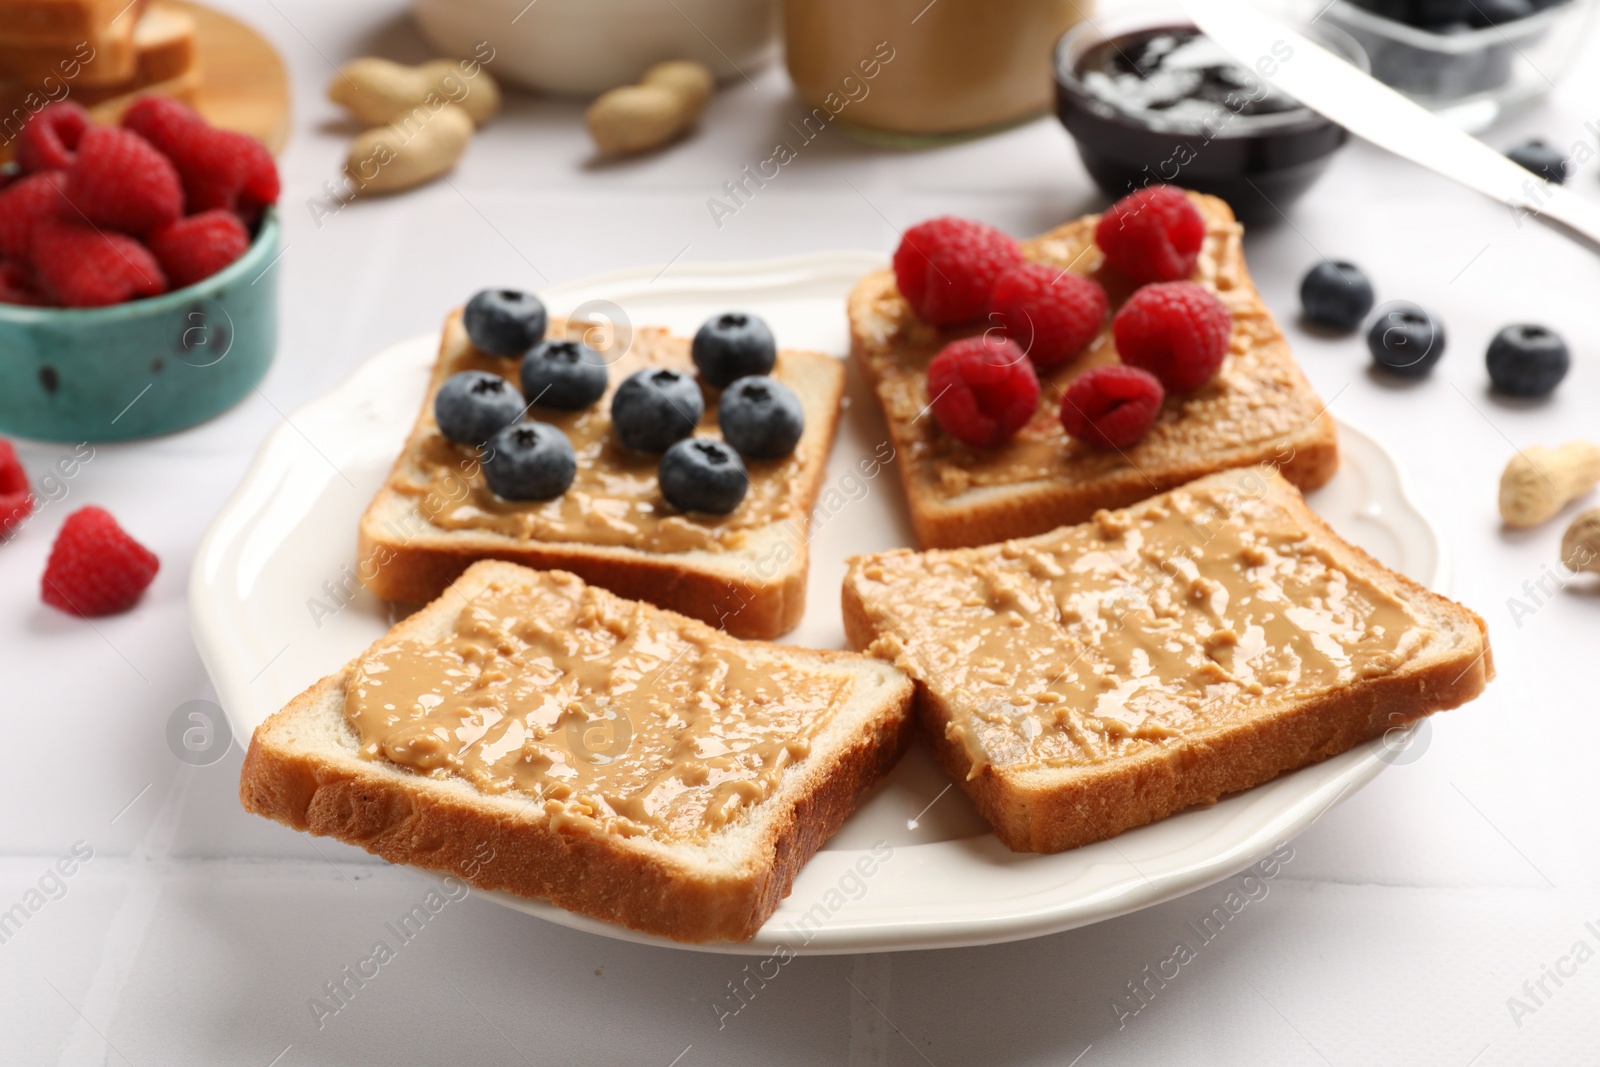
[346,104,474,195]
[329,57,501,126]
[1561,507,1600,573]
[586,60,714,156]
[1499,440,1600,527]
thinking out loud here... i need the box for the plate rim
[191,251,1447,955]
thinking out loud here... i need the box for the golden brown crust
[850,193,1340,550]
[242,563,915,943]
[841,470,1493,854]
[356,312,846,639]
[357,512,811,640]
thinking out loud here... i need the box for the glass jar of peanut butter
[782,0,1092,142]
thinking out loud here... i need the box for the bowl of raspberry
[0,98,281,443]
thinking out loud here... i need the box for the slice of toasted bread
[843,466,1492,854]
[850,192,1339,550]
[357,310,846,639]
[0,0,143,47]
[240,561,914,943]
[0,2,191,92]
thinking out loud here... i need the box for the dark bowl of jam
[1054,13,1369,224]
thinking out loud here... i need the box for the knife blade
[1180,0,1600,252]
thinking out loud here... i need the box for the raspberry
[1060,365,1165,449]
[1112,281,1232,392]
[894,217,1022,326]
[124,97,278,215]
[41,506,159,616]
[16,102,89,174]
[0,261,45,306]
[926,335,1040,447]
[237,134,281,209]
[32,218,166,307]
[1094,185,1206,284]
[147,209,250,289]
[0,439,34,536]
[987,262,1108,368]
[0,169,66,261]
[122,95,199,152]
[64,126,184,235]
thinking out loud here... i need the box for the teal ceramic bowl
[0,210,280,442]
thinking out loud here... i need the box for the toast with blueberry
[357,300,845,639]
[843,466,1492,853]
[849,189,1338,550]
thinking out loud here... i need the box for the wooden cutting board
[171,0,290,154]
[0,0,290,160]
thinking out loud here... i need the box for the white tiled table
[4,2,1599,1063]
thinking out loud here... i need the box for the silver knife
[1181,0,1600,252]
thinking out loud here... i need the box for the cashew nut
[1499,440,1600,527]
[1561,507,1600,574]
[329,57,500,127]
[346,104,473,195]
[586,60,714,156]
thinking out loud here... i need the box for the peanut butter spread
[854,199,1326,499]
[848,470,1431,775]
[390,316,816,554]
[344,573,853,843]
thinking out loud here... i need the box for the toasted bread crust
[241,563,915,943]
[357,510,812,639]
[357,313,846,639]
[851,193,1339,550]
[842,469,1493,853]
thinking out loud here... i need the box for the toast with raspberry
[850,192,1338,549]
[843,466,1492,853]
[356,310,846,639]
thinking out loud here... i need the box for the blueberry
[659,438,748,515]
[610,368,704,452]
[520,339,609,410]
[482,422,576,500]
[1507,139,1567,184]
[718,376,805,459]
[692,312,777,388]
[1487,324,1569,397]
[434,370,525,446]
[1367,303,1446,376]
[464,288,547,357]
[1300,260,1376,332]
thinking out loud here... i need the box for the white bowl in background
[414,0,777,95]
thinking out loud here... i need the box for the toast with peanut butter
[843,466,1492,854]
[850,192,1339,550]
[358,310,846,639]
[241,561,914,943]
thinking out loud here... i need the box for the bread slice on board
[849,192,1339,550]
[843,466,1492,854]
[0,0,143,47]
[240,561,914,943]
[358,310,846,639]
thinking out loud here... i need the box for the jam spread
[343,572,855,843]
[1077,28,1305,129]
[847,468,1430,775]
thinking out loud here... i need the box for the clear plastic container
[1320,0,1600,130]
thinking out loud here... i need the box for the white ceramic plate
[192,253,1446,955]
